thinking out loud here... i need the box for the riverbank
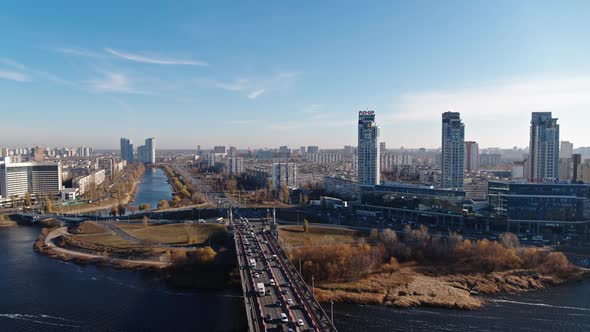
[0,213,17,228]
[34,221,238,289]
[315,263,589,310]
[280,225,588,310]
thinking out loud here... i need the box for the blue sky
[1,1,590,149]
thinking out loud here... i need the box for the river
[0,226,247,331]
[130,167,173,210]
[1,225,589,332]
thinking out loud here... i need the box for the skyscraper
[145,138,156,164]
[464,141,479,173]
[120,138,134,164]
[357,110,380,185]
[441,112,465,189]
[529,112,560,181]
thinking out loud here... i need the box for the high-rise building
[32,146,44,162]
[0,160,62,199]
[137,138,156,164]
[145,138,156,164]
[380,142,386,153]
[228,146,238,158]
[357,110,380,185]
[529,112,560,181]
[560,141,574,159]
[272,163,298,189]
[227,157,244,175]
[464,141,479,173]
[572,154,582,182]
[120,138,134,164]
[441,112,465,189]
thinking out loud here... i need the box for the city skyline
[2,2,590,149]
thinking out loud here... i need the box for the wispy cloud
[0,69,30,82]
[89,72,143,94]
[56,47,105,58]
[0,58,27,71]
[248,89,265,99]
[105,48,208,66]
[213,78,249,91]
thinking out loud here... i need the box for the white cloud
[0,69,30,82]
[391,76,590,121]
[56,47,104,58]
[105,48,208,66]
[214,78,249,91]
[247,89,265,99]
[0,58,27,70]
[89,72,141,94]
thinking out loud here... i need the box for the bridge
[234,219,337,332]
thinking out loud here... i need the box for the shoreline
[314,264,590,310]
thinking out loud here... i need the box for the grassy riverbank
[34,221,237,288]
[279,225,587,310]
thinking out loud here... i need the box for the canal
[130,167,173,210]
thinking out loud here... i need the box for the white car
[297,319,304,327]
[287,298,293,305]
[281,313,288,323]
[254,273,260,278]
[269,279,276,286]
[198,219,206,223]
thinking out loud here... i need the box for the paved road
[234,218,337,331]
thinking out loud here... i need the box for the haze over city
[2,1,590,149]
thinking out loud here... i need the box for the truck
[257,282,265,296]
[249,258,256,268]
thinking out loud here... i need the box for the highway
[234,218,337,331]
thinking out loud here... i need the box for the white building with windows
[357,111,380,185]
[0,160,62,200]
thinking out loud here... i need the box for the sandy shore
[314,264,589,310]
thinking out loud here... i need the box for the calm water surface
[0,226,246,331]
[131,167,173,210]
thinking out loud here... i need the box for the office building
[120,138,134,164]
[489,181,590,234]
[357,110,380,185]
[464,141,479,173]
[0,160,62,199]
[560,141,574,159]
[441,112,465,189]
[227,157,244,175]
[380,142,386,153]
[272,163,298,189]
[529,112,560,181]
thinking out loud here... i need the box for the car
[198,219,206,223]
[254,273,260,278]
[269,279,275,286]
[265,314,272,323]
[281,313,288,323]
[297,319,304,327]
[286,298,293,305]
[276,300,281,307]
[281,289,288,295]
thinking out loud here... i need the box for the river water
[1,226,588,332]
[130,167,173,210]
